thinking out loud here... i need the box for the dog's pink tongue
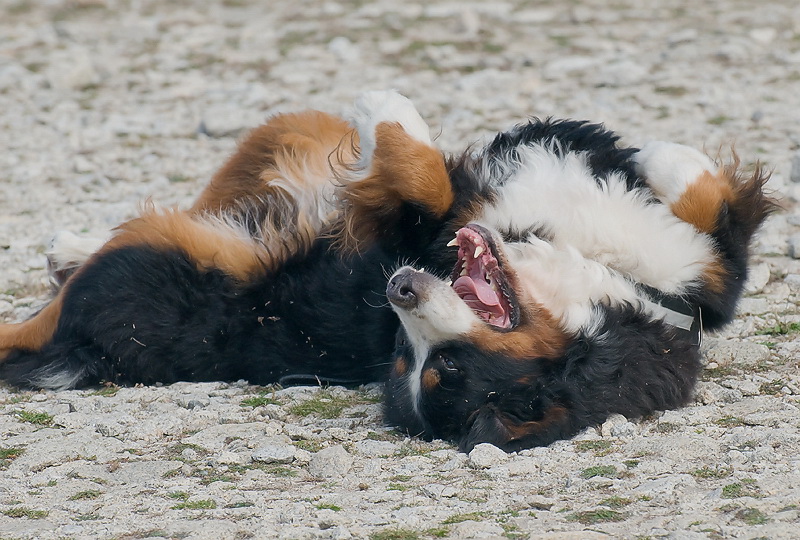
[453,276,500,306]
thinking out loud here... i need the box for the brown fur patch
[192,111,355,216]
[672,156,778,294]
[0,295,64,358]
[337,122,452,251]
[671,170,733,234]
[502,405,568,441]
[100,208,271,281]
[422,368,441,392]
[393,356,408,377]
[469,299,569,360]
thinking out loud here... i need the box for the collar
[640,285,703,346]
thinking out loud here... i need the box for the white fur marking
[47,230,109,270]
[348,90,432,171]
[389,266,477,415]
[633,141,717,204]
[477,144,715,294]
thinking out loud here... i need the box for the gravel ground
[1,1,800,538]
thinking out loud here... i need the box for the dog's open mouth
[449,224,518,330]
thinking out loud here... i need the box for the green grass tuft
[239,393,279,408]
[171,499,216,510]
[288,390,354,419]
[69,489,101,500]
[0,446,24,469]
[442,511,488,524]
[3,507,49,519]
[567,508,625,524]
[580,465,617,479]
[735,507,769,525]
[13,410,54,426]
[369,529,421,540]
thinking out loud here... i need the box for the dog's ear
[459,403,570,453]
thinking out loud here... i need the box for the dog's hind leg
[634,142,777,328]
[336,90,453,252]
[0,295,64,362]
[46,230,110,290]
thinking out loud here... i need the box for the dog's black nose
[387,271,418,309]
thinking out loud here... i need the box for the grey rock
[736,297,771,315]
[468,443,509,468]
[695,381,743,404]
[791,153,800,183]
[450,521,505,538]
[600,413,635,438]
[744,262,771,294]
[354,439,399,458]
[308,445,353,478]
[702,338,770,367]
[252,444,296,464]
[784,273,800,290]
[788,234,800,259]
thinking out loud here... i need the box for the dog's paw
[46,230,107,289]
[349,90,432,168]
[633,141,718,204]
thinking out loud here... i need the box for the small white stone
[468,443,509,468]
[744,262,771,294]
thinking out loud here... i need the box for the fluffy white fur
[348,90,433,171]
[476,143,715,295]
[388,266,478,413]
[633,141,718,204]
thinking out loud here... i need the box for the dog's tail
[0,341,111,390]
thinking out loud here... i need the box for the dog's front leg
[336,91,453,254]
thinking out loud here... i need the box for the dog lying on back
[0,91,773,452]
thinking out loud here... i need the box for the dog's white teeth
[460,268,468,276]
[474,245,484,257]
[446,238,458,247]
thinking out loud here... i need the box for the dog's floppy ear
[459,403,570,453]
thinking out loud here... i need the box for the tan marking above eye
[393,356,408,377]
[422,368,441,391]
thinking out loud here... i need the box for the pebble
[308,445,353,478]
[791,153,800,183]
[468,443,510,468]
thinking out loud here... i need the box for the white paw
[633,141,717,204]
[46,230,107,277]
[349,90,432,168]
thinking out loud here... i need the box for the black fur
[1,241,397,388]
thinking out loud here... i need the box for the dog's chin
[448,224,519,330]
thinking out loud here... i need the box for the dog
[0,91,774,452]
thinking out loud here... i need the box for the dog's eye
[437,353,458,372]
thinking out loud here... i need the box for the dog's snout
[387,271,418,309]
